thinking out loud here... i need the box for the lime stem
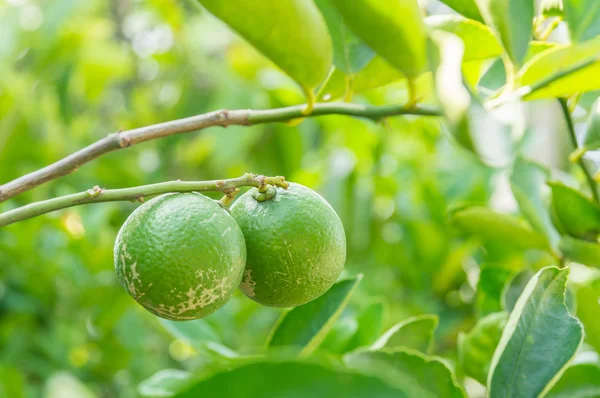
[0,173,289,227]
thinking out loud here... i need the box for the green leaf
[549,181,600,239]
[510,157,560,249]
[449,206,548,249]
[547,363,600,398]
[318,316,358,354]
[563,0,600,42]
[518,37,600,100]
[174,360,409,397]
[574,278,600,353]
[477,267,513,317]
[317,56,404,101]
[371,314,438,354]
[458,312,508,384]
[159,319,221,348]
[580,98,600,151]
[345,301,386,352]
[502,269,534,312]
[488,267,584,398]
[314,0,374,74]
[138,369,193,398]
[425,15,503,61]
[197,0,332,96]
[439,0,484,22]
[331,0,427,79]
[560,236,600,267]
[344,349,466,398]
[475,0,535,66]
[268,275,362,356]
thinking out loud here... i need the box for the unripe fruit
[230,183,346,307]
[114,193,246,320]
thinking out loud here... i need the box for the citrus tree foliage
[2,0,600,397]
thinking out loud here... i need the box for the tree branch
[558,98,600,202]
[0,174,289,227]
[0,102,441,203]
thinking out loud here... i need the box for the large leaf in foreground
[519,36,600,100]
[332,0,427,79]
[547,363,600,398]
[458,312,508,384]
[345,349,465,398]
[174,361,407,397]
[268,276,362,356]
[488,267,584,398]
[197,0,332,96]
[475,0,534,66]
[371,314,438,354]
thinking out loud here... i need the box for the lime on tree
[114,192,246,320]
[230,183,346,307]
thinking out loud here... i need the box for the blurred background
[0,0,590,396]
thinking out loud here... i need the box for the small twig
[0,103,440,203]
[0,174,289,227]
[559,98,600,202]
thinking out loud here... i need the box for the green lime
[230,183,346,307]
[114,193,246,320]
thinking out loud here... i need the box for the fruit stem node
[253,185,277,202]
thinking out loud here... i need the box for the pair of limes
[114,183,346,321]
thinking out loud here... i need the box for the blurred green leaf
[345,300,386,352]
[138,369,193,398]
[197,0,333,95]
[458,312,508,384]
[549,181,600,239]
[560,236,600,267]
[580,98,600,152]
[314,0,375,75]
[501,269,534,312]
[371,315,438,354]
[488,267,584,397]
[477,267,513,317]
[268,275,362,356]
[547,363,600,398]
[425,15,502,62]
[475,0,535,66]
[510,157,560,249]
[318,316,358,354]
[575,278,600,353]
[174,360,408,397]
[439,0,484,22]
[428,31,473,153]
[0,365,25,398]
[159,319,221,348]
[563,0,600,42]
[332,0,427,80]
[449,206,548,249]
[344,349,466,398]
[519,37,600,100]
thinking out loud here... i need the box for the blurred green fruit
[114,193,246,320]
[230,183,346,307]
